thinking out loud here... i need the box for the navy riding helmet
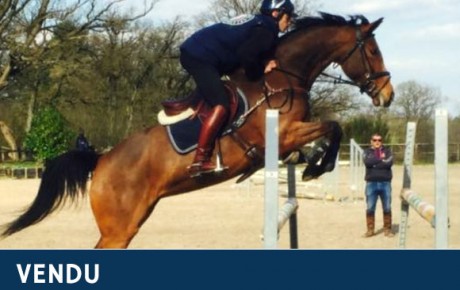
[260,0,297,18]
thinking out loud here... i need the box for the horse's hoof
[324,162,335,172]
[302,166,322,181]
[302,174,315,182]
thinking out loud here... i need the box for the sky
[120,0,460,116]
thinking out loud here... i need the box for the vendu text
[17,264,99,284]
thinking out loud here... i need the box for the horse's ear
[366,17,384,34]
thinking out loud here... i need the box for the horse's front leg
[281,120,342,181]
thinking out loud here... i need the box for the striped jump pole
[263,110,299,249]
[400,189,435,227]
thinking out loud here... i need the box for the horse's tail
[1,150,101,237]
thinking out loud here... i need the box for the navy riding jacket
[180,14,279,80]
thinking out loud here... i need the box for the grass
[0,161,43,169]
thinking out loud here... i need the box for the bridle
[320,27,391,97]
[272,26,391,100]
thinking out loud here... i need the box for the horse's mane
[281,12,369,40]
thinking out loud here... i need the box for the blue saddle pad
[166,92,249,155]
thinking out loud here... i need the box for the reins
[231,68,308,129]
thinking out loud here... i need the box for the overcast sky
[121,0,460,116]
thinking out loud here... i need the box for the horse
[1,13,394,248]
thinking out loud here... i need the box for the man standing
[363,133,394,238]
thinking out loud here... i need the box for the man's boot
[383,212,395,237]
[189,105,228,177]
[363,213,375,238]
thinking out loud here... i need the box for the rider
[180,0,296,177]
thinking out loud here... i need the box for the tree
[84,18,188,144]
[393,80,442,123]
[24,106,74,161]
[0,0,157,133]
[342,115,390,144]
[392,80,443,144]
[0,1,190,149]
[310,82,360,120]
[0,121,19,160]
[196,0,314,27]
[0,0,34,89]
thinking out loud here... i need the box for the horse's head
[276,13,395,108]
[337,15,394,107]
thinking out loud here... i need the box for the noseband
[323,27,391,98]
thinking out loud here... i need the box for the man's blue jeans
[365,181,392,215]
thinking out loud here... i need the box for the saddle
[159,82,249,155]
[158,81,240,127]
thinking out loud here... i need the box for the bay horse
[1,13,394,248]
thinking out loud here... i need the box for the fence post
[399,122,417,249]
[287,164,298,249]
[350,139,364,202]
[435,109,448,249]
[264,110,279,249]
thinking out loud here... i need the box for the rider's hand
[264,60,278,73]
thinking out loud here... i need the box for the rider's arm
[237,26,277,81]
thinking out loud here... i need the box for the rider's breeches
[180,51,229,108]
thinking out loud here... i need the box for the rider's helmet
[260,0,297,18]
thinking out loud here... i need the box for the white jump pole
[264,110,279,249]
[435,109,448,249]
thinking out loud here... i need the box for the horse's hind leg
[90,180,159,249]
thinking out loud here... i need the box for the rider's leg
[180,51,229,174]
[190,105,228,173]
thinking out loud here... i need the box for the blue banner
[0,250,458,289]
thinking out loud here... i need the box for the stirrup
[188,154,228,178]
[214,148,229,173]
[188,162,218,178]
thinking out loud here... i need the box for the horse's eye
[370,47,380,56]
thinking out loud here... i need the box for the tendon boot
[383,212,395,237]
[189,105,228,177]
[363,213,375,238]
